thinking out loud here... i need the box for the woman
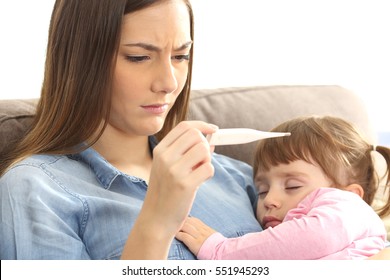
[0,0,260,259]
[1,0,388,260]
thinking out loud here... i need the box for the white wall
[0,1,54,99]
[190,0,390,134]
[1,0,389,133]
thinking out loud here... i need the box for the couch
[1,85,389,239]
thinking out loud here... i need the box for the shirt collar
[69,136,158,189]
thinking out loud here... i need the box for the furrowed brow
[175,41,193,51]
[124,41,192,52]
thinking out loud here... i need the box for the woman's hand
[176,216,217,256]
[148,121,218,230]
[121,121,218,259]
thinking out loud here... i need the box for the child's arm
[177,188,386,259]
[176,217,217,255]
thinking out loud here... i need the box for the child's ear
[344,183,364,198]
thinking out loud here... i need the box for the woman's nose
[152,60,178,94]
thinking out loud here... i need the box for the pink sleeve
[197,188,386,260]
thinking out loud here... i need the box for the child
[176,116,390,259]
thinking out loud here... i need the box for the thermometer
[207,128,291,146]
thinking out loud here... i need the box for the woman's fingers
[156,126,208,167]
[152,121,217,188]
[156,121,218,150]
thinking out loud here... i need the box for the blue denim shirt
[0,137,261,260]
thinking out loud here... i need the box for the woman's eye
[172,54,190,61]
[126,56,150,63]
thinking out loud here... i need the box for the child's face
[254,160,333,229]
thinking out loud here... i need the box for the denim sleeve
[0,165,91,260]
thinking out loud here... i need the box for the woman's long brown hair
[0,0,194,176]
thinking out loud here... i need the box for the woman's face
[110,0,191,137]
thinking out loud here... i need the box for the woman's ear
[344,183,364,199]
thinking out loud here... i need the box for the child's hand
[176,216,217,256]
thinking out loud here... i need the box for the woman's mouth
[141,104,168,115]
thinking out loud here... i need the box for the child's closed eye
[257,190,268,198]
[285,186,303,191]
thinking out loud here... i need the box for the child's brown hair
[253,116,390,218]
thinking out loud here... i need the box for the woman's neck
[92,125,153,182]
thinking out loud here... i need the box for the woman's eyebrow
[124,41,193,52]
[175,41,193,51]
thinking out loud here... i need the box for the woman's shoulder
[0,153,84,187]
[0,153,94,207]
[4,154,72,174]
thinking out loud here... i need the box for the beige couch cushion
[0,99,37,155]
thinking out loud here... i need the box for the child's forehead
[254,159,339,191]
[254,160,318,179]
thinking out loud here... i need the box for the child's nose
[263,189,282,209]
